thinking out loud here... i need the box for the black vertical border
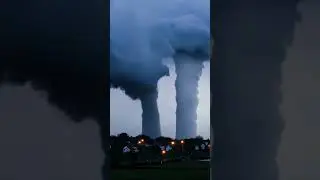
[104,0,110,180]
[209,1,216,180]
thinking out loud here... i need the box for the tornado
[174,54,204,139]
[166,13,209,139]
[110,1,172,138]
[110,77,166,138]
[110,47,168,138]
[140,86,161,138]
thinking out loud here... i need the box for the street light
[161,150,166,167]
[180,140,185,153]
[171,141,175,145]
[141,139,144,143]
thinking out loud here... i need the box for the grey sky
[277,2,320,179]
[0,85,103,180]
[111,61,210,138]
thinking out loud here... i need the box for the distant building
[201,144,205,150]
[122,142,140,153]
[123,146,131,153]
[165,145,172,151]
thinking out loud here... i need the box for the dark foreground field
[111,160,209,180]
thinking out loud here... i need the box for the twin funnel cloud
[110,0,210,139]
[174,54,204,139]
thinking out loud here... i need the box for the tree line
[110,133,210,168]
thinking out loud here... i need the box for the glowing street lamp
[181,140,185,153]
[141,139,144,143]
[161,150,166,167]
[171,141,175,145]
[138,141,141,144]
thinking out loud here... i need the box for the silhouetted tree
[195,135,204,140]
[155,136,172,145]
[135,134,154,144]
[118,133,129,140]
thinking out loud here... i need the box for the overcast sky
[0,84,103,180]
[110,61,210,138]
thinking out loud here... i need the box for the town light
[171,141,175,145]
[161,150,166,155]
[180,140,184,144]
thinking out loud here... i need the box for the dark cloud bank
[0,0,108,179]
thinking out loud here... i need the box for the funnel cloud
[110,0,210,139]
[174,55,205,139]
